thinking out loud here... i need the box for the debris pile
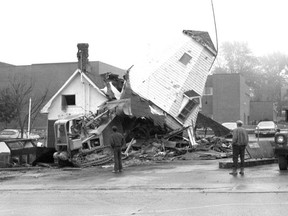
[122,137,190,163]
[30,122,233,168]
[191,136,233,160]
[100,134,233,168]
[195,136,232,153]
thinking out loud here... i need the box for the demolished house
[134,30,217,144]
[39,30,219,167]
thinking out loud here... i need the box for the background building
[250,101,277,124]
[0,61,125,130]
[201,73,250,124]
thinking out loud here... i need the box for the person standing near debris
[230,120,249,176]
[110,126,125,173]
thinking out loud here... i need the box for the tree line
[213,41,288,114]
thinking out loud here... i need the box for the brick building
[201,73,251,124]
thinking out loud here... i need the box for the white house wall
[138,37,203,113]
[47,73,108,120]
[137,34,215,127]
[171,48,216,127]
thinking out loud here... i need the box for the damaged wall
[135,30,216,129]
[171,45,216,127]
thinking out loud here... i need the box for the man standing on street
[110,126,125,173]
[230,120,249,176]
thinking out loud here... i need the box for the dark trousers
[113,147,122,171]
[232,145,246,169]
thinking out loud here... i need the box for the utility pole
[27,98,31,138]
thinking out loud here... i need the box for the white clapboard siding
[169,49,215,127]
[136,31,216,128]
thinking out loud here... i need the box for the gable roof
[37,60,126,114]
[41,69,106,113]
[183,30,217,55]
[0,61,126,99]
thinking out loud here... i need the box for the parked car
[0,129,40,141]
[222,122,237,138]
[255,121,277,137]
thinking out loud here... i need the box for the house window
[178,97,199,122]
[179,53,192,65]
[62,95,76,108]
[203,87,213,96]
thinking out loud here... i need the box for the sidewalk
[219,158,277,169]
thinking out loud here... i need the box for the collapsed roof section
[196,112,230,137]
[98,30,218,143]
[100,68,167,128]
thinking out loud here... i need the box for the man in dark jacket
[110,126,125,173]
[230,120,249,176]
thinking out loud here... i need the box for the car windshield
[258,121,274,127]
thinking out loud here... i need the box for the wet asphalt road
[0,157,288,216]
[1,189,288,216]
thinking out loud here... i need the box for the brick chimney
[77,43,89,72]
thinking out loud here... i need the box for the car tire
[278,156,288,170]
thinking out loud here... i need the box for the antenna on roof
[211,0,218,53]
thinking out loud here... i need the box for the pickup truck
[274,131,288,170]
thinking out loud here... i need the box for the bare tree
[257,52,288,112]
[8,74,49,137]
[0,87,17,128]
[213,41,265,100]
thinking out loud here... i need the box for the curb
[0,167,48,172]
[219,158,277,169]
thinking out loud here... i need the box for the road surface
[0,158,287,216]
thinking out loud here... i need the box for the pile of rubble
[114,135,233,167]
[195,136,232,153]
[4,135,232,169]
[192,136,233,160]
[123,138,190,162]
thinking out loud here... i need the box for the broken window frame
[178,96,200,122]
[179,52,192,65]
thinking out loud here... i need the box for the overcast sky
[1,0,288,71]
